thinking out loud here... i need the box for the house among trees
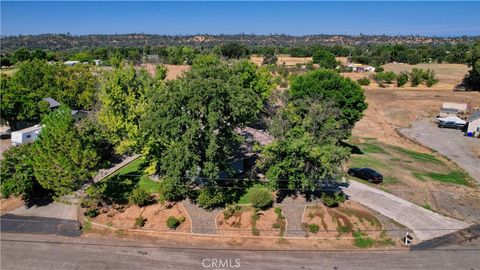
[11,124,42,146]
[42,97,61,110]
[64,60,80,66]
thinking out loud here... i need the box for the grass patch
[383,176,400,184]
[390,146,443,165]
[357,143,388,154]
[422,204,432,211]
[412,171,470,186]
[82,220,92,232]
[353,231,374,248]
[349,155,387,170]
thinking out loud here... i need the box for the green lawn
[357,142,388,154]
[103,157,160,194]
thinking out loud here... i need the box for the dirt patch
[302,201,382,237]
[216,206,284,237]
[0,197,24,214]
[251,55,313,66]
[136,64,190,80]
[92,202,191,232]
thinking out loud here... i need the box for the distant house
[71,110,88,122]
[466,110,480,137]
[64,60,80,66]
[93,59,101,66]
[11,125,42,146]
[42,97,61,110]
[347,63,375,72]
[439,102,469,118]
[438,107,460,118]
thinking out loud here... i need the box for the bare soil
[92,202,191,232]
[302,201,384,239]
[216,206,283,237]
[0,197,23,214]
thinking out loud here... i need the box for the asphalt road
[1,233,479,270]
[401,119,480,183]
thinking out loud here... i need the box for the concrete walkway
[343,180,470,241]
[93,154,141,183]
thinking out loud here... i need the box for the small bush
[224,204,241,219]
[357,77,370,86]
[247,188,273,210]
[84,209,99,218]
[272,223,280,229]
[166,216,184,229]
[252,227,260,236]
[197,187,226,209]
[129,187,152,207]
[321,192,346,207]
[135,215,146,227]
[308,223,320,233]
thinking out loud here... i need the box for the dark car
[348,168,383,183]
[437,121,465,130]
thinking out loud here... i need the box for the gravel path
[277,196,322,237]
[400,119,480,184]
[181,200,222,234]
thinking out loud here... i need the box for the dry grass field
[343,63,469,90]
[137,64,190,80]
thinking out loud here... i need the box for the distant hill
[1,34,478,52]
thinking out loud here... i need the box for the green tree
[312,49,337,69]
[155,64,168,80]
[288,69,367,127]
[12,48,32,63]
[464,40,480,90]
[0,144,36,198]
[31,106,99,197]
[98,65,153,154]
[410,68,425,86]
[140,55,273,205]
[396,71,409,87]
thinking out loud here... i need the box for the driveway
[343,180,470,241]
[400,119,480,183]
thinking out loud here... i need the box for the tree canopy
[288,69,367,127]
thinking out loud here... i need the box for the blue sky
[1,1,479,36]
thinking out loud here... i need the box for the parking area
[401,119,480,184]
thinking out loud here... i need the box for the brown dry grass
[137,64,190,80]
[0,197,23,214]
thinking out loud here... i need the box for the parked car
[348,168,383,183]
[437,121,465,130]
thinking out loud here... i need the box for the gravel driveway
[400,119,480,184]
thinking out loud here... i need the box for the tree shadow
[340,141,364,155]
[100,173,141,205]
[23,184,54,208]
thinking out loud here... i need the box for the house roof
[467,110,480,122]
[12,125,42,134]
[42,97,61,108]
[71,110,87,116]
[440,108,459,113]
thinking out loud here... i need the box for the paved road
[401,119,480,183]
[344,180,470,241]
[9,201,78,220]
[1,233,479,270]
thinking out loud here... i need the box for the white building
[64,61,80,66]
[11,125,42,146]
[466,110,480,137]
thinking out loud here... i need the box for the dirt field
[251,55,313,66]
[92,202,191,232]
[137,64,190,80]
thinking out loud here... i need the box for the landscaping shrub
[84,209,99,218]
[128,187,151,207]
[158,177,188,202]
[166,216,184,229]
[197,187,226,209]
[321,192,346,207]
[353,231,375,248]
[247,188,273,209]
[308,223,320,233]
[224,204,241,219]
[135,215,146,227]
[357,77,370,86]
